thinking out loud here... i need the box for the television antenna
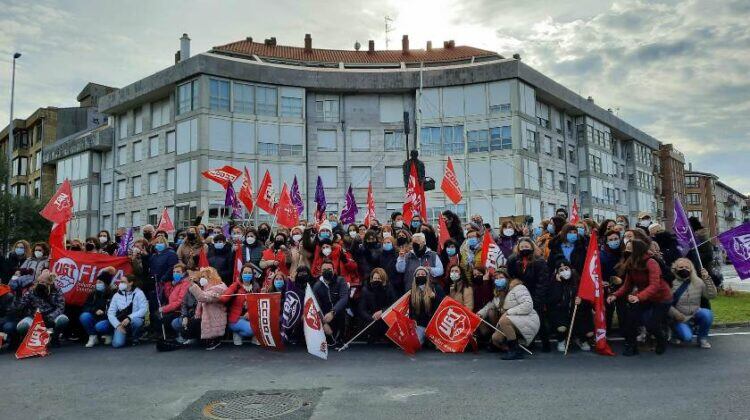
[385,16,394,49]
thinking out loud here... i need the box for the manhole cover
[202,392,305,419]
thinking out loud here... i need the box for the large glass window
[166,168,175,191]
[148,172,159,194]
[317,130,337,151]
[419,127,442,157]
[166,131,176,153]
[281,96,303,118]
[133,140,143,162]
[177,80,198,115]
[685,176,699,188]
[316,99,339,122]
[467,129,488,153]
[256,86,278,116]
[132,176,142,197]
[490,126,512,150]
[384,130,404,151]
[443,126,464,155]
[209,79,230,111]
[149,135,159,157]
[233,83,254,114]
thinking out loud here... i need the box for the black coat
[354,243,383,281]
[653,231,681,268]
[547,237,587,273]
[82,290,110,320]
[507,254,550,304]
[312,276,350,316]
[409,285,445,328]
[208,245,234,285]
[356,283,398,322]
[379,249,402,293]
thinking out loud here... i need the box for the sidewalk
[721,263,750,292]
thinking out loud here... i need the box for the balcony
[726,196,740,206]
[725,212,737,221]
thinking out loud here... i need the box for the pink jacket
[191,282,228,339]
[161,280,191,314]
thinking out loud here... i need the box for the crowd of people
[0,208,724,359]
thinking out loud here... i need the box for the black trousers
[549,301,594,341]
[622,301,670,346]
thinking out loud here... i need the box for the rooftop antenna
[385,15,394,49]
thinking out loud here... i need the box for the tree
[0,159,51,256]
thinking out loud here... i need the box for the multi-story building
[46,33,671,237]
[684,170,719,241]
[715,180,748,234]
[659,143,686,228]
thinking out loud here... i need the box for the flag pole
[479,318,533,355]
[563,303,579,356]
[337,318,379,352]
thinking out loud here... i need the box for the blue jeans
[674,308,713,341]
[96,318,144,348]
[17,315,69,335]
[170,317,183,334]
[79,312,107,336]
[229,319,254,338]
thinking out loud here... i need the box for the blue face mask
[547,224,555,234]
[411,221,421,229]
[214,242,225,250]
[274,279,285,290]
[566,233,578,243]
[608,239,621,250]
[96,283,106,292]
[177,238,184,246]
[533,227,542,237]
[467,237,479,248]
[330,221,338,229]
[577,227,586,237]
[383,243,394,251]
[172,272,183,283]
[446,247,456,256]
[319,232,331,240]
[14,247,24,256]
[494,278,507,289]
[242,273,253,283]
[155,243,167,252]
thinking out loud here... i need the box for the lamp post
[7,52,21,192]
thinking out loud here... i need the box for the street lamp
[6,52,21,192]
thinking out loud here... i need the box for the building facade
[715,180,749,234]
[659,143,686,228]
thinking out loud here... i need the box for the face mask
[322,247,332,256]
[566,233,578,243]
[503,228,515,237]
[412,243,423,254]
[186,233,197,241]
[397,237,408,246]
[96,283,106,292]
[415,275,427,286]
[274,279,285,290]
[617,221,626,227]
[232,234,243,241]
[274,239,284,247]
[99,236,108,244]
[214,242,225,250]
[13,247,24,256]
[676,269,691,279]
[330,221,338,229]
[172,272,183,283]
[242,273,253,283]
[143,231,153,240]
[411,221,421,229]
[319,232,331,241]
[607,240,621,250]
[199,278,208,287]
[547,224,555,234]
[450,272,461,282]
[246,236,256,245]
[295,273,309,284]
[494,278,507,289]
[34,251,44,259]
[177,238,184,246]
[371,279,383,288]
[383,243,394,251]
[559,269,572,280]
[446,247,456,256]
[155,243,167,252]
[467,238,479,248]
[533,227,542,237]
[394,221,403,229]
[85,243,95,252]
[577,227,586,237]
[519,248,533,258]
[322,270,334,281]
[199,229,206,236]
[349,231,358,238]
[118,282,128,292]
[292,234,303,242]
[639,220,651,228]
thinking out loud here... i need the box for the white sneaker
[183,339,197,345]
[85,335,98,348]
[576,338,591,351]
[175,335,186,344]
[102,335,113,345]
[557,340,566,353]
[232,333,243,346]
[699,338,712,349]
[636,327,647,343]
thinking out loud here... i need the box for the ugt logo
[437,307,468,342]
[53,192,71,210]
[304,299,321,330]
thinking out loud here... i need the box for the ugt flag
[50,246,132,306]
[441,157,462,204]
[281,282,303,345]
[339,184,358,225]
[425,296,481,353]
[385,310,421,355]
[314,176,327,223]
[245,293,285,350]
[16,311,51,359]
[291,176,305,217]
[40,179,74,225]
[718,222,750,280]
[577,231,615,356]
[303,284,328,360]
[201,165,242,189]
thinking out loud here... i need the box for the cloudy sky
[1,0,748,193]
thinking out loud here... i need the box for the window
[556,140,564,159]
[590,154,602,173]
[117,145,127,166]
[384,130,404,151]
[132,176,142,197]
[233,83,254,114]
[317,130,337,151]
[570,176,577,194]
[177,80,198,115]
[166,168,175,191]
[33,178,40,198]
[443,126,464,155]
[420,127,442,157]
[132,140,142,162]
[134,108,143,134]
[543,135,552,155]
[278,143,302,156]
[318,167,338,189]
[558,172,567,192]
[256,86,277,116]
[147,208,159,226]
[102,215,112,232]
[176,118,198,154]
[258,143,278,156]
[151,98,171,128]
[490,126,512,150]
[176,160,198,194]
[525,129,538,152]
[316,98,339,122]
[467,129,488,153]
[132,211,142,228]
[281,96,303,118]
[148,172,159,194]
[536,101,550,128]
[568,146,576,164]
[351,130,370,151]
[350,166,371,188]
[544,169,554,190]
[686,193,701,205]
[166,131,176,153]
[688,210,702,221]
[116,213,126,229]
[119,114,129,139]
[685,176,699,188]
[385,166,402,188]
[117,179,127,199]
[11,157,27,176]
[103,183,112,203]
[209,79,230,111]
[149,135,159,157]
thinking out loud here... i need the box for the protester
[242,227,265,268]
[148,236,179,297]
[409,267,445,343]
[546,261,593,352]
[507,238,550,350]
[260,231,291,279]
[288,225,311,277]
[177,226,208,270]
[548,224,587,273]
[15,270,69,346]
[6,240,30,278]
[497,220,520,259]
[104,274,148,348]
[186,267,228,350]
[669,258,717,348]
[98,230,118,255]
[207,234,234,285]
[599,229,625,331]
[312,259,350,346]
[396,233,444,292]
[79,268,114,347]
[356,268,397,343]
[447,264,473,311]
[0,283,15,346]
[476,268,509,348]
[442,210,465,245]
[158,263,191,341]
[20,242,50,281]
[219,264,258,346]
[492,279,539,360]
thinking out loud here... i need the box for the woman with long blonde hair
[188,266,228,350]
[409,266,445,343]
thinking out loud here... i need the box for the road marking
[709,331,750,337]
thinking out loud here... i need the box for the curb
[713,321,750,329]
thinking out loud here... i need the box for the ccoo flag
[577,231,615,356]
[441,157,463,204]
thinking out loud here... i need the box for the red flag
[233,243,243,284]
[441,157,462,204]
[245,293,285,350]
[40,179,74,224]
[156,208,175,232]
[403,163,426,222]
[239,166,254,214]
[363,181,376,228]
[201,165,242,189]
[50,246,132,306]
[256,170,276,214]
[275,183,299,229]
[577,231,615,356]
[425,296,482,353]
[15,311,51,359]
[437,213,450,254]
[198,247,209,269]
[570,198,580,224]
[385,310,421,355]
[382,292,411,327]
[49,222,67,250]
[479,230,500,270]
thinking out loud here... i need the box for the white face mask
[292,234,303,242]
[349,231,358,238]
[503,228,515,237]
[450,272,461,281]
[232,234,243,241]
[34,251,44,259]
[639,219,651,228]
[382,232,392,238]
[199,278,209,287]
[559,269,572,280]
[118,282,128,292]
[246,236,256,245]
[394,221,403,229]
[322,247,332,256]
[99,236,108,244]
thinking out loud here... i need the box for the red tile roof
[211,39,501,65]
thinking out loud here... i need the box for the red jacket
[160,280,191,314]
[614,257,672,303]
[261,248,290,278]
[310,244,357,279]
[219,281,252,324]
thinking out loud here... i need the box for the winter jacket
[191,282,228,339]
[312,276,350,316]
[545,270,580,312]
[354,243,383,281]
[535,232,554,259]
[4,253,26,279]
[146,248,178,284]
[458,241,483,277]
[614,257,673,303]
[547,237,587,273]
[669,274,717,320]
[653,231,681,268]
[242,242,265,268]
[176,242,208,271]
[477,295,503,320]
[9,274,35,298]
[180,289,198,319]
[15,285,66,323]
[496,235,518,260]
[260,247,291,278]
[288,244,311,278]
[218,282,251,324]
[82,290,110,320]
[160,279,191,315]
[378,249,402,292]
[310,244,357,279]
[356,283,398,322]
[502,282,540,345]
[20,257,49,281]
[107,288,148,328]
[448,283,474,311]
[506,254,550,305]
[208,245,234,284]
[599,245,621,287]
[409,284,446,328]
[688,229,721,287]
[396,249,444,291]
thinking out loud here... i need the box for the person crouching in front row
[491,279,540,360]
[312,259,350,347]
[187,267,227,350]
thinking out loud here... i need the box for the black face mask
[519,249,533,258]
[143,232,153,240]
[397,237,408,246]
[114,235,121,243]
[186,233,197,241]
[412,243,425,256]
[85,243,95,252]
[322,270,334,282]
[415,275,427,286]
[295,273,309,284]
[676,269,691,279]
[370,281,383,290]
[71,246,82,251]
[35,284,49,298]
[274,239,284,248]
[366,241,380,249]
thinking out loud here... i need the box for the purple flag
[116,227,133,257]
[673,196,695,255]
[225,183,242,219]
[314,175,327,222]
[222,222,231,238]
[339,184,358,225]
[291,176,304,217]
[719,222,750,280]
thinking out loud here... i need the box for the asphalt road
[1,331,749,420]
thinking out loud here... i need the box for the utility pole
[384,16,394,49]
[7,52,21,193]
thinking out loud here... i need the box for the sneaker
[183,339,197,345]
[232,333,243,346]
[206,340,221,351]
[557,340,566,353]
[85,335,98,348]
[576,339,591,352]
[175,335,186,344]
[699,338,712,349]
[102,335,113,345]
[671,338,682,345]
